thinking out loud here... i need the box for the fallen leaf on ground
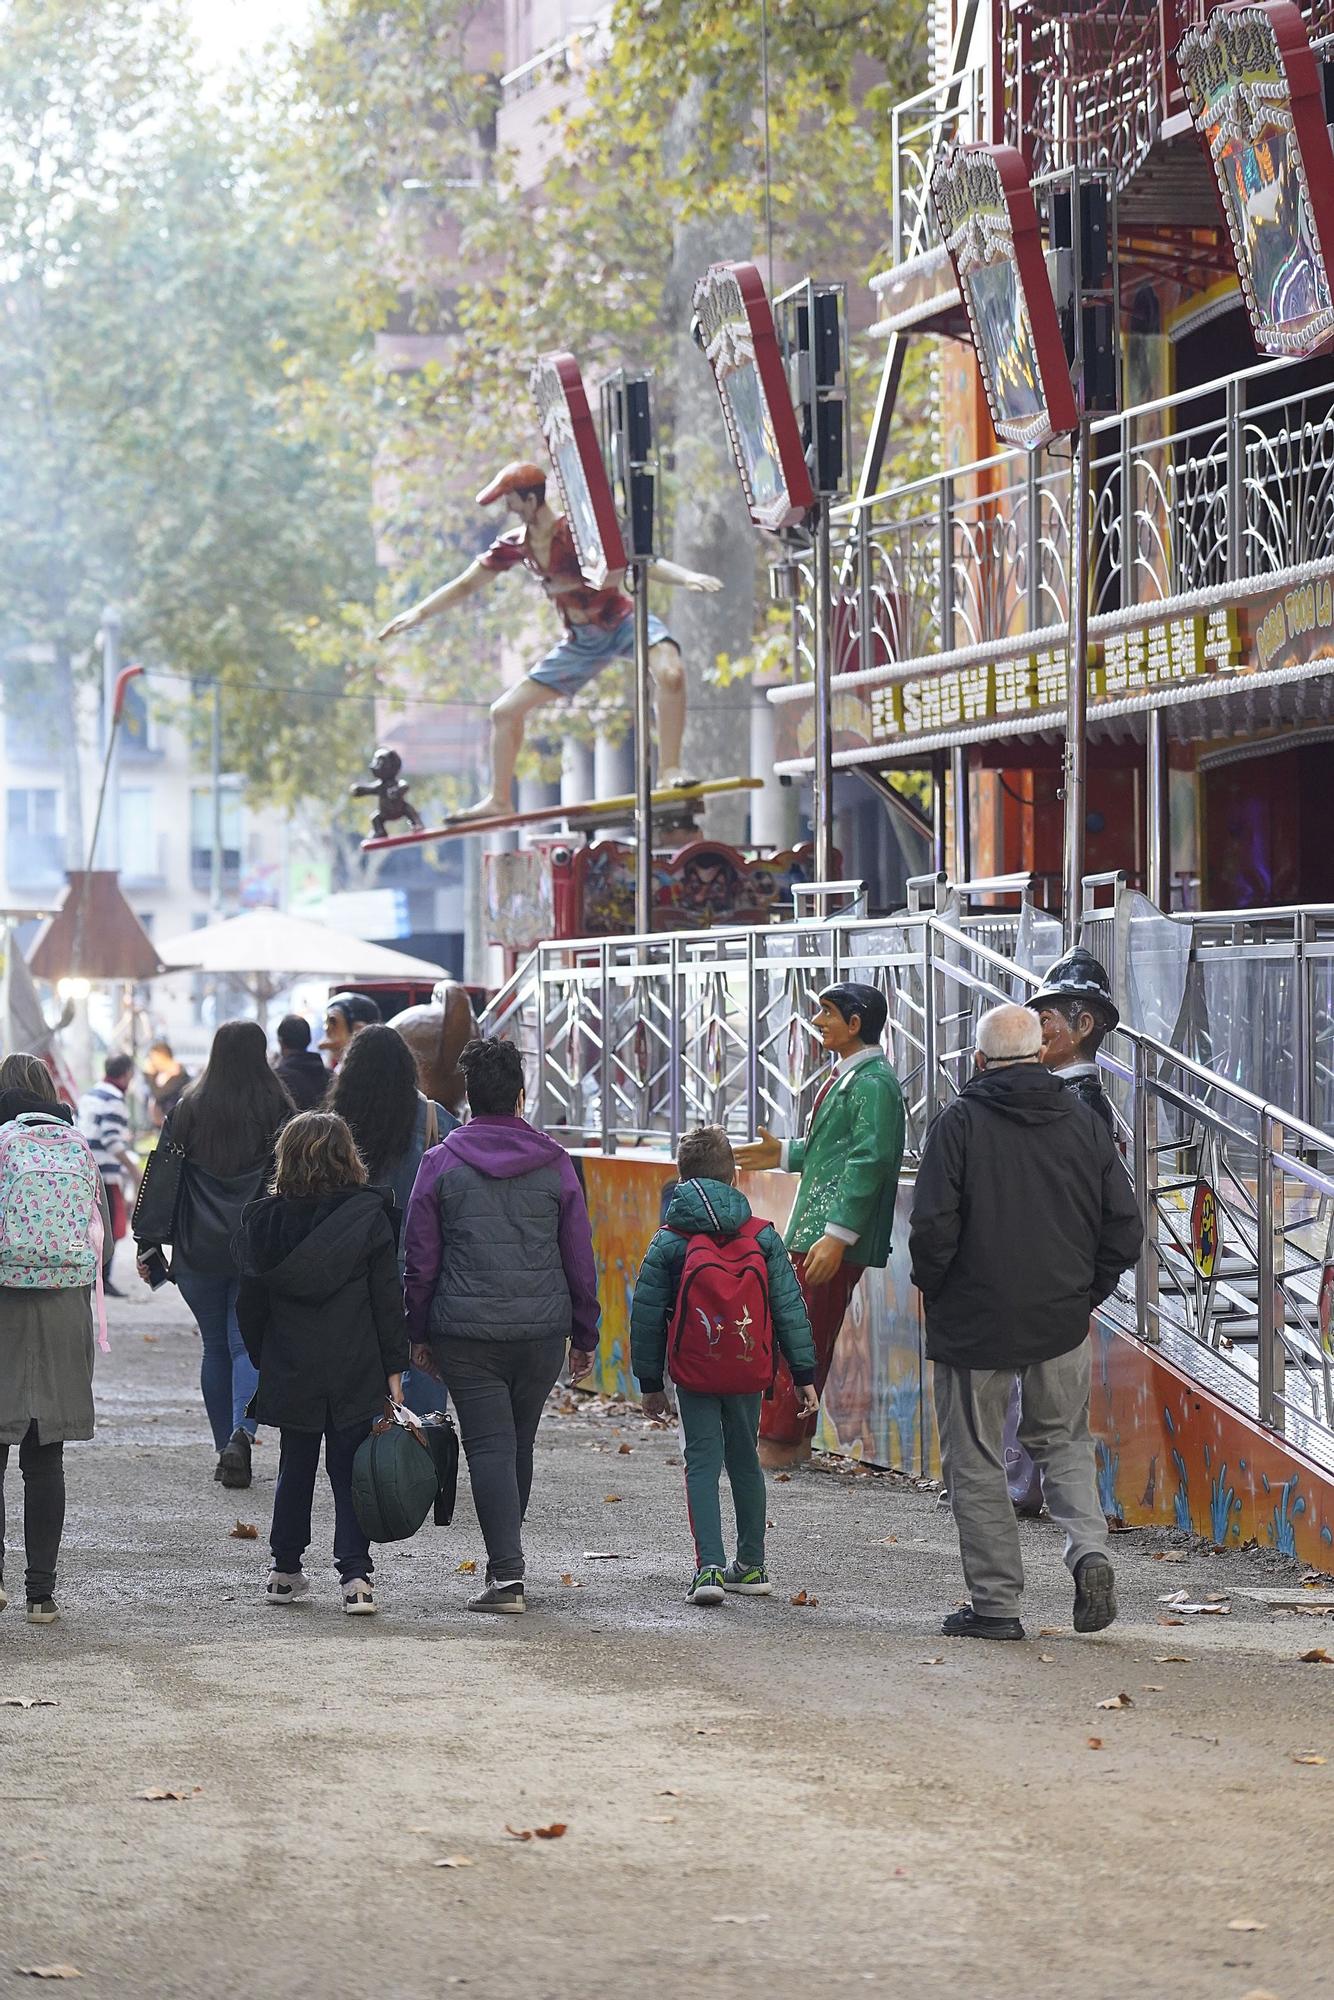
[602,1495,622,1504]
[644,1814,676,1823]
[141,1334,158,1344]
[15,1968,82,1980]
[617,1443,632,1455]
[1096,1692,1134,1710]
[505,1822,567,1841]
[712,1914,770,1926]
[433,1856,475,1869]
[1038,1628,1066,1637]
[135,1786,202,1801]
[1148,1550,1187,1563]
[229,1521,258,1540]
[920,1656,945,1666]
[1153,1655,1192,1664]
[658,1788,680,1796]
[1038,1654,1055,1663]
[1157,1616,1186,1627]
[695,1727,723,1736]
[1299,1647,1333,1664]
[876,1536,898,1546]
[582,1551,619,1560]
[1292,1751,1327,1765]
[1140,1684,1165,1693]
[456,1560,477,1575]
[789,1590,818,1606]
[1086,1737,1103,1750]
[775,1473,792,1483]
[1226,1918,1267,1933]
[0,1696,57,1709]
[559,1574,584,1589]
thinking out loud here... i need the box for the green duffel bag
[352,1405,445,1543]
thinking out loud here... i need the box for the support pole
[1062,419,1092,944]
[98,607,121,871]
[1145,704,1169,909]
[632,558,653,937]
[811,498,836,892]
[210,679,224,920]
[950,744,971,885]
[931,752,948,875]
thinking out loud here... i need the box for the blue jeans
[176,1271,257,1449]
[270,1420,373,1584]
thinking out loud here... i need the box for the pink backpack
[0,1113,108,1347]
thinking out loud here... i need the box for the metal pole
[210,680,224,919]
[950,745,971,885]
[632,559,653,938]
[1146,705,1169,908]
[811,497,835,893]
[1062,420,1091,944]
[931,752,948,875]
[99,606,121,871]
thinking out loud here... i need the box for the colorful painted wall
[579,1153,1334,1567]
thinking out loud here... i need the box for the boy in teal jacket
[632,1125,816,1606]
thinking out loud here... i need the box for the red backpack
[667,1184,776,1395]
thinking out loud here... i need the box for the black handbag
[131,1137,186,1246]
[174,1161,268,1275]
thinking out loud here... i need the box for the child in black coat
[236,1112,407,1614]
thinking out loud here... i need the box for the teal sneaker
[688,1566,726,1606]
[723,1562,771,1596]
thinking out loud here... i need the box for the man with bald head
[910,1004,1142,1642]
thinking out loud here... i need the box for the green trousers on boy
[677,1390,767,1571]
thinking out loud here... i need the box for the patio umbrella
[152,907,447,1015]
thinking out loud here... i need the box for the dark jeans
[176,1271,257,1448]
[0,1421,65,1601]
[270,1418,374,1584]
[435,1335,566,1585]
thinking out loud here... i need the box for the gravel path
[2,1273,1330,1998]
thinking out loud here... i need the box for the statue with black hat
[1026,947,1119,1132]
[736,980,905,1466]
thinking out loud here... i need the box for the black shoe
[103,1278,124,1298]
[942,1605,1025,1641]
[1073,1554,1118,1633]
[468,1583,525,1615]
[217,1428,252,1490]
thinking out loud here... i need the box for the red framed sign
[691,262,814,531]
[931,143,1078,450]
[1176,1,1334,357]
[529,352,627,588]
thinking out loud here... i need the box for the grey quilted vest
[427,1157,572,1343]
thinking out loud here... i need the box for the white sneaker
[265,1569,310,1606]
[0,1580,8,1612]
[342,1577,376,1616]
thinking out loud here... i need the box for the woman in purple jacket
[403,1039,599,1613]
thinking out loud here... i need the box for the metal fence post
[598,941,612,1154]
[1026,451,1041,632]
[1132,1037,1159,1345]
[1119,413,1136,613]
[668,934,682,1153]
[1295,912,1312,1133]
[857,504,874,677]
[745,931,760,1136]
[533,944,548,1133]
[923,921,939,1127]
[1225,374,1244,583]
[938,475,956,653]
[1256,1112,1282,1430]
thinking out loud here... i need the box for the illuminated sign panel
[930,144,1078,450]
[1177,1,1334,356]
[692,262,814,531]
[530,352,627,588]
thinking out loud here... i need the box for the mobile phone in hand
[140,1248,171,1290]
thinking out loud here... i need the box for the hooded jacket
[909,1061,1143,1369]
[235,1186,408,1431]
[403,1115,599,1350]
[630,1178,817,1396]
[273,1048,330,1112]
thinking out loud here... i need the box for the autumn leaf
[1038,1654,1055,1663]
[229,1521,258,1540]
[775,1473,792,1483]
[135,1786,202,1801]
[789,1589,818,1606]
[15,1967,82,1980]
[1086,1737,1103,1750]
[602,1494,622,1503]
[920,1657,945,1666]
[1299,1647,1334,1664]
[1096,1692,1133,1710]
[1140,1684,1165,1693]
[1226,1918,1267,1932]
[1157,1616,1186,1627]
[505,1822,567,1841]
[1292,1751,1327,1764]
[559,1574,584,1588]
[658,1788,680,1796]
[433,1855,475,1869]
[457,1560,477,1575]
[1153,1654,1192,1664]
[618,1443,632,1455]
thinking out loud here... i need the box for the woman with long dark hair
[138,1020,293,1489]
[327,1025,453,1413]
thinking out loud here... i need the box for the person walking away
[0,1053,109,1625]
[236,1112,407,1613]
[404,1038,598,1613]
[631,1125,816,1606]
[320,991,381,1069]
[735,983,904,1467]
[1000,949,1123,1516]
[77,1053,139,1297]
[144,1040,189,1131]
[327,1024,455,1413]
[137,1021,293,1490]
[273,1014,329,1112]
[909,1005,1143,1642]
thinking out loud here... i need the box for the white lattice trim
[767,554,1334,706]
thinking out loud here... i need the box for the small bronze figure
[350,746,424,840]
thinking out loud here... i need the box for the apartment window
[190,785,242,885]
[119,787,160,883]
[6,787,64,889]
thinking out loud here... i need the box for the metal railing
[889,60,989,271]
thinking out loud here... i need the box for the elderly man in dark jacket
[403,1037,599,1613]
[910,1003,1143,1642]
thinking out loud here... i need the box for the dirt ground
[2,1271,1331,1999]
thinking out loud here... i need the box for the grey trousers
[932,1343,1108,1619]
[435,1335,567,1585]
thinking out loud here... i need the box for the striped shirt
[76,1081,131,1190]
